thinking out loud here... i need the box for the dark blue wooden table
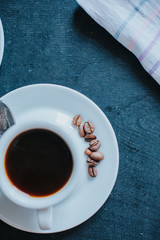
[0,1,160,239]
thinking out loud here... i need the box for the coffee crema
[4,129,73,197]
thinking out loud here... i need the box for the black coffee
[5,129,73,197]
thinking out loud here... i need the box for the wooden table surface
[0,1,160,240]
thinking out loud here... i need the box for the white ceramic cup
[0,120,80,230]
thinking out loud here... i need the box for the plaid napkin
[77,0,160,85]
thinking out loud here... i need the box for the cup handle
[37,206,52,230]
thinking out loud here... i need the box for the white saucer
[0,19,4,65]
[0,84,119,233]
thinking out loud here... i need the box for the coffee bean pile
[73,115,104,178]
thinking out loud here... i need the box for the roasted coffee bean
[88,166,97,178]
[84,148,92,156]
[89,139,101,151]
[78,125,85,137]
[90,151,104,161]
[73,115,82,126]
[84,134,96,142]
[86,157,99,166]
[84,121,95,134]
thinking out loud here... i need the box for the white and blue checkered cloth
[77,0,160,85]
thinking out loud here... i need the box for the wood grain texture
[0,0,160,239]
